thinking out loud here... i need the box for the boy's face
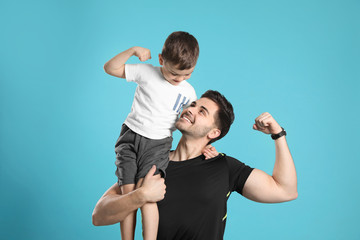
[159,54,195,86]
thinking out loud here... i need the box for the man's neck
[170,136,208,162]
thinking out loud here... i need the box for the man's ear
[159,54,164,65]
[208,128,221,141]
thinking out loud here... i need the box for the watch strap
[271,127,286,140]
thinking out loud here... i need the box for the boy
[104,31,216,240]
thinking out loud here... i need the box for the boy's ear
[159,54,164,65]
[207,128,221,141]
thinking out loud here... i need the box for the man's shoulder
[218,153,251,168]
[218,153,237,161]
[205,153,237,165]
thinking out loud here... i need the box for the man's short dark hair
[201,90,235,144]
[161,31,199,70]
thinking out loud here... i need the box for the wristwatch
[271,127,286,140]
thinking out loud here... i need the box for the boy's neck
[169,136,208,162]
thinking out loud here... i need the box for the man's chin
[175,122,187,133]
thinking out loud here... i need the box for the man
[92,90,297,239]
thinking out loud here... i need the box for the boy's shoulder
[127,63,157,71]
[177,81,197,99]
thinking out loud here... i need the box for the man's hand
[132,46,151,62]
[202,144,219,159]
[140,165,166,203]
[253,112,282,135]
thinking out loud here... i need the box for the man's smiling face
[176,97,221,140]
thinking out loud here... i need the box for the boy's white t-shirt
[124,64,197,139]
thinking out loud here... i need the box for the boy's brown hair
[161,31,199,70]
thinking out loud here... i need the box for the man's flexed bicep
[104,46,151,78]
[242,169,297,203]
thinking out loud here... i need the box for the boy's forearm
[104,47,135,78]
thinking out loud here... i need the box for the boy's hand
[132,46,151,62]
[253,112,282,135]
[202,145,219,160]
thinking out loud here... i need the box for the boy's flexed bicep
[104,47,151,79]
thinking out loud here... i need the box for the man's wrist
[134,187,148,205]
[271,127,286,140]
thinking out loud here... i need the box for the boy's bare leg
[136,178,159,240]
[120,184,137,240]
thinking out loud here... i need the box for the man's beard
[176,121,212,139]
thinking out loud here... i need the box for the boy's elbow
[103,63,111,75]
[103,64,125,78]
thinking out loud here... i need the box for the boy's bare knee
[121,183,136,194]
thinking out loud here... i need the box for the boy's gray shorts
[115,124,172,186]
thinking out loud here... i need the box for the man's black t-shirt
[157,153,253,240]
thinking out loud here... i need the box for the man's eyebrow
[200,106,209,115]
[190,101,209,114]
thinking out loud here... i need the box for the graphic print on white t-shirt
[173,93,190,114]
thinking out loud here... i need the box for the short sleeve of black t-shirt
[226,155,254,195]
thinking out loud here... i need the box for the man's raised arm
[92,165,166,226]
[242,112,298,203]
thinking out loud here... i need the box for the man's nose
[186,108,193,115]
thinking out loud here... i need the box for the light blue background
[1,0,359,239]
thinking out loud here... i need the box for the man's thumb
[145,165,156,179]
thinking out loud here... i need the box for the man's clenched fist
[253,112,282,135]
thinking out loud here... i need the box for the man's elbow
[286,191,298,201]
[92,210,104,226]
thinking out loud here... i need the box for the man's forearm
[272,137,298,199]
[92,184,146,226]
[92,166,166,226]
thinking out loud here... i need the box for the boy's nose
[175,76,186,81]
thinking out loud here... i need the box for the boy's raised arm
[104,46,151,78]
